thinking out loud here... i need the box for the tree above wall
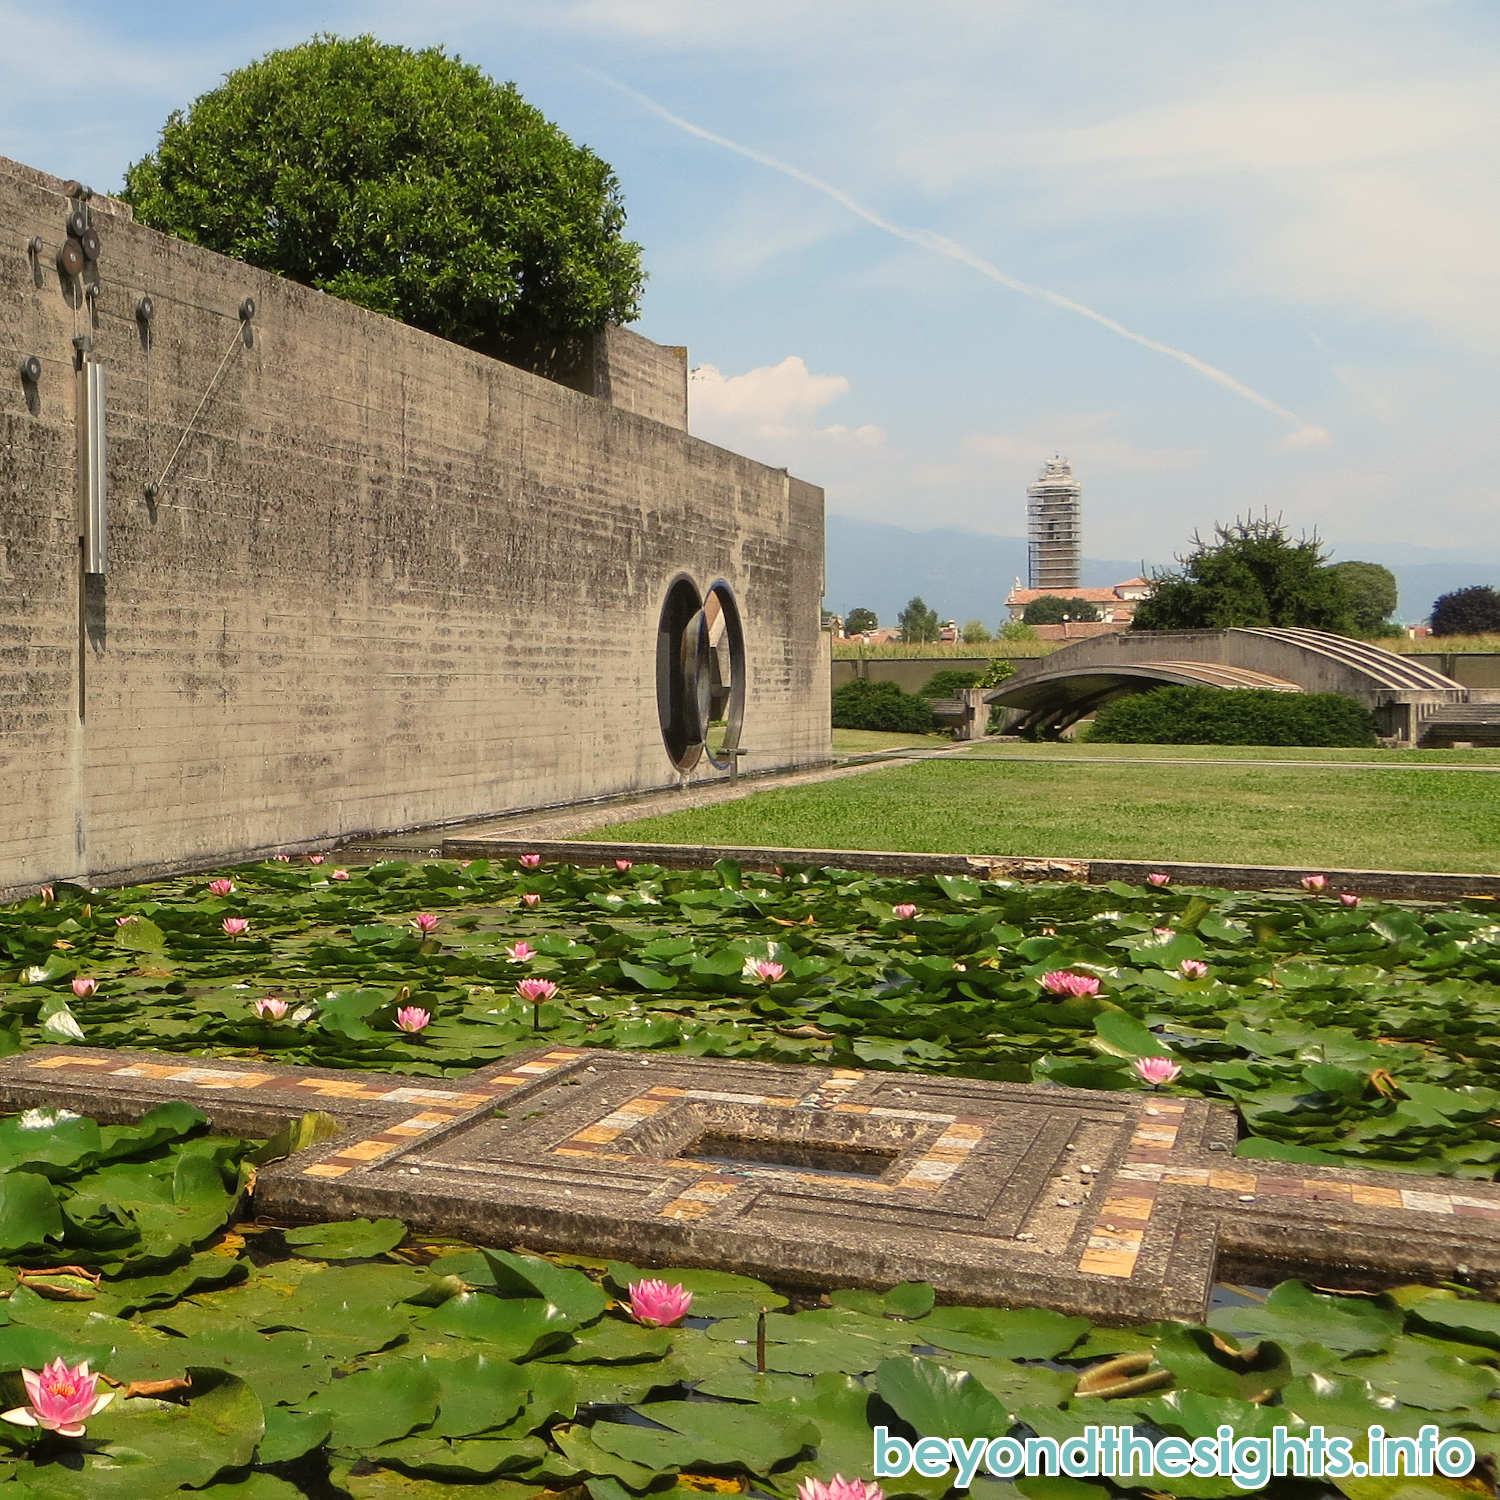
[1023,595,1102,625]
[1131,515,1354,634]
[121,35,646,360]
[1430,586,1500,636]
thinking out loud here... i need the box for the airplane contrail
[599,74,1329,447]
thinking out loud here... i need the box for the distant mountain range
[824,515,1500,631]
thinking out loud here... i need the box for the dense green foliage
[1432,586,1500,636]
[916,669,981,699]
[122,35,645,356]
[831,679,935,732]
[897,597,941,644]
[1132,517,1354,633]
[843,607,878,636]
[959,618,991,643]
[1327,560,1399,633]
[0,1110,1494,1494]
[1023,594,1102,624]
[1087,687,1378,747]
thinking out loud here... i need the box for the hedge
[831,679,936,733]
[1086,686,1378,747]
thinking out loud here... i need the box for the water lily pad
[283,1217,408,1260]
[1209,1281,1400,1355]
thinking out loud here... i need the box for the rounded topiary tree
[1430,586,1500,637]
[122,35,645,359]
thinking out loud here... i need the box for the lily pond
[0,1103,1496,1497]
[2,860,1500,1495]
[4,857,1500,1174]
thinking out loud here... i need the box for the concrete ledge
[440,836,1500,901]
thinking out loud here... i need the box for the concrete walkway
[9,1044,1499,1321]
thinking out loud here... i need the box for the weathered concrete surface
[0,154,828,899]
[6,1045,1500,1322]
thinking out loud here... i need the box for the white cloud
[689,357,885,456]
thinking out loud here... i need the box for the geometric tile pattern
[4,1045,1500,1321]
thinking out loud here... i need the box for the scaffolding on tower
[1027,454,1082,591]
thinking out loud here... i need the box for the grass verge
[581,757,1500,872]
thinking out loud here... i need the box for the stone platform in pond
[3,1046,1499,1322]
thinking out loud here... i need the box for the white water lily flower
[21,967,49,984]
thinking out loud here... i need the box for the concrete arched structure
[986,629,1467,743]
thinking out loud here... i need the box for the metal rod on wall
[76,355,107,575]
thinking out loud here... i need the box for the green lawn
[961,740,1500,765]
[583,757,1500,872]
[830,727,949,754]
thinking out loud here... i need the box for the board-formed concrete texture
[0,155,829,898]
[5,1045,1500,1322]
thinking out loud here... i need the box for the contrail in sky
[600,74,1329,447]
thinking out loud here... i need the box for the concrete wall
[0,156,828,896]
[831,658,1004,693]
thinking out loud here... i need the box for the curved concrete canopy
[982,627,1467,740]
[987,661,1301,733]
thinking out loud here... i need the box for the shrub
[1086,687,1377,747]
[831,680,936,733]
[917,669,982,699]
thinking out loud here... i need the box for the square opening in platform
[683,1131,898,1179]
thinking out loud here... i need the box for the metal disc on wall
[56,239,84,277]
[80,227,101,262]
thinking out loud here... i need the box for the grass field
[582,756,1500,871]
[830,728,951,754]
[961,740,1500,765]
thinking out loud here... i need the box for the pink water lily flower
[517,978,558,1005]
[1039,970,1100,998]
[221,917,249,938]
[521,893,541,908]
[1301,874,1328,892]
[1341,892,1360,908]
[519,853,541,869]
[395,1006,431,1034]
[331,869,350,881]
[271,853,291,862]
[627,1278,693,1327]
[411,913,440,934]
[891,904,917,920]
[307,854,325,865]
[505,941,536,962]
[798,1478,885,1500]
[1146,872,1171,887]
[754,960,785,983]
[208,879,234,897]
[70,977,97,998]
[114,915,138,927]
[1153,927,1174,938]
[38,886,55,906]
[254,997,288,1021]
[1133,1056,1182,1087]
[2,1357,112,1437]
[1179,959,1209,980]
[615,859,633,871]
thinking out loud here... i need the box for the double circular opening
[656,578,745,772]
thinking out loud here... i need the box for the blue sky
[4,0,1496,570]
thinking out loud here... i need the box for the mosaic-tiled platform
[4,1047,1500,1321]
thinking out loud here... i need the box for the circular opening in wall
[657,576,706,771]
[702,582,746,770]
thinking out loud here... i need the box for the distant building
[1004,576,1154,625]
[1027,455,1082,590]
